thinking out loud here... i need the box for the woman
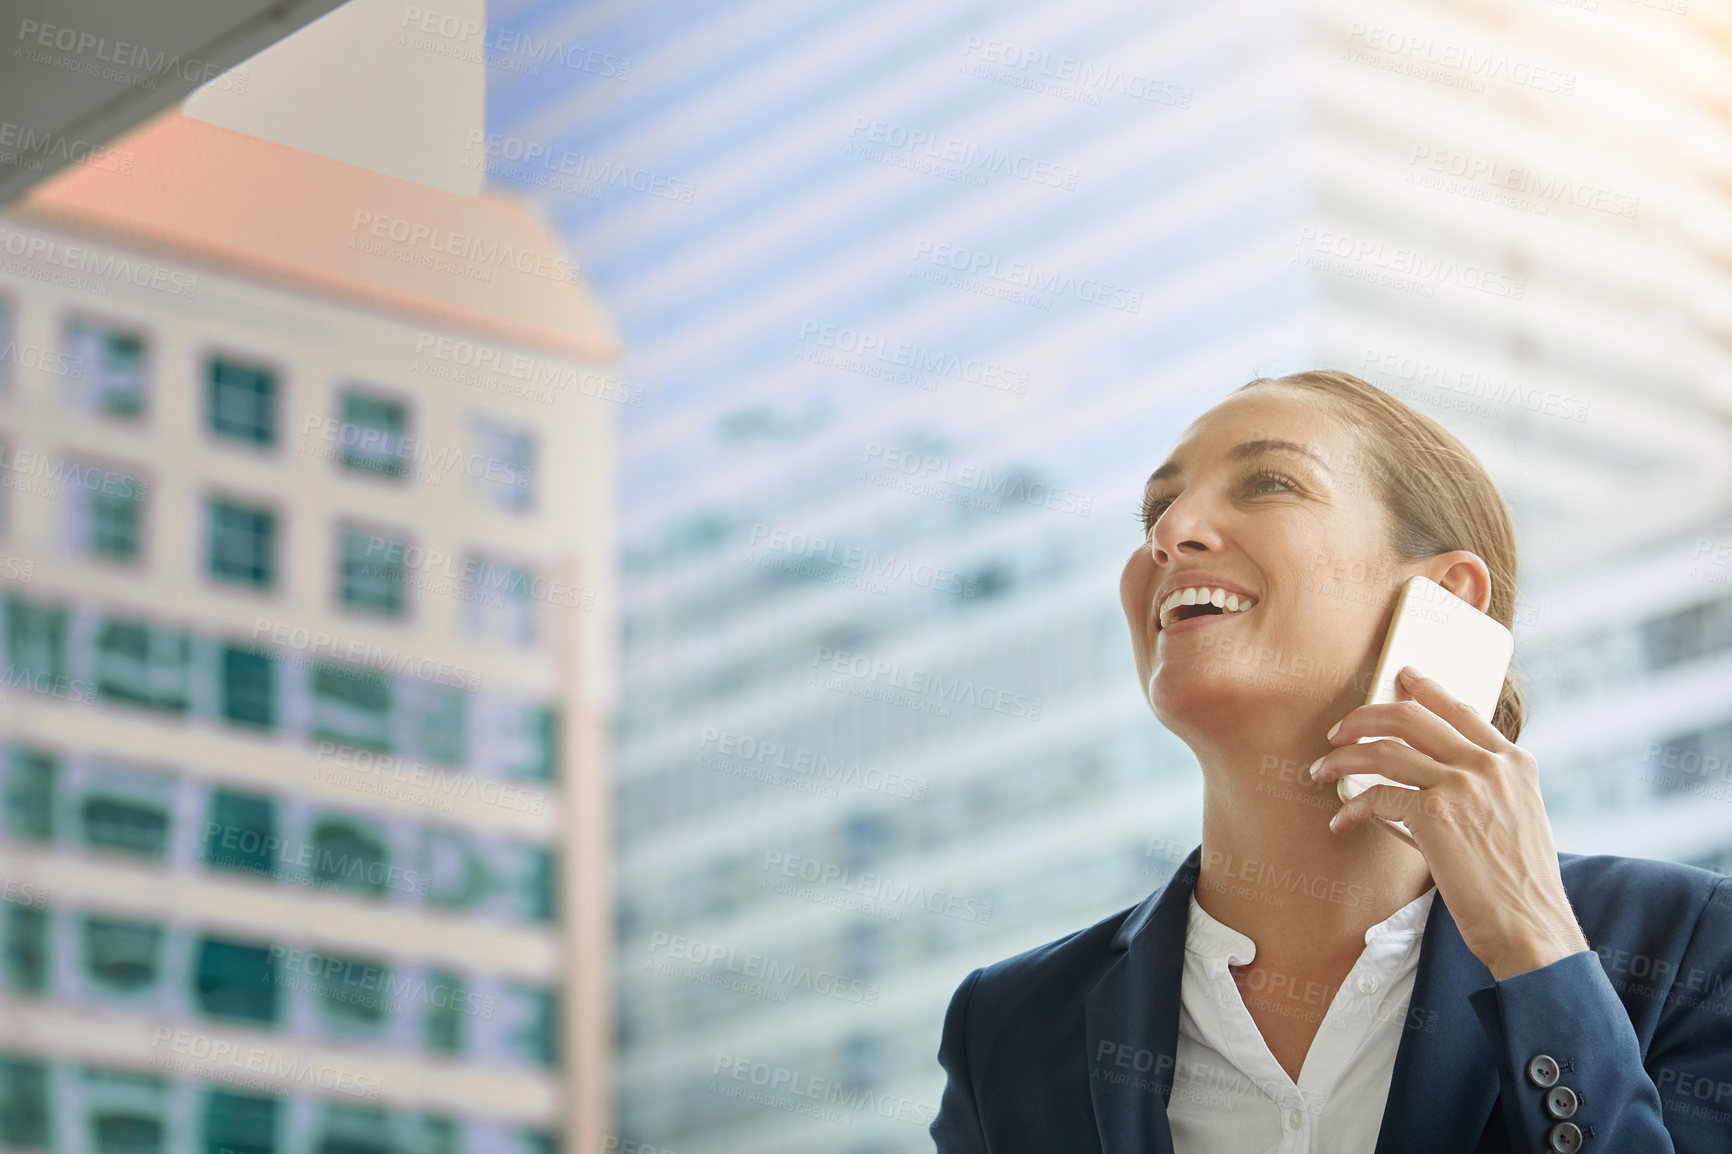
[929,370,1732,1154]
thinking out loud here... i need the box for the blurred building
[479,1,1732,1151]
[0,111,620,1153]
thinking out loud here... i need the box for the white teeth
[1158,586,1258,630]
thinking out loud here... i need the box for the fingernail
[1326,720,1341,741]
[1400,665,1421,681]
[1308,756,1326,780]
[1328,811,1342,832]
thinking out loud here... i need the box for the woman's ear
[1429,552,1493,613]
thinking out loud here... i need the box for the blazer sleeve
[931,967,991,1154]
[1467,874,1732,1153]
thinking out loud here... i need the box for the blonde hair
[1235,369,1528,741]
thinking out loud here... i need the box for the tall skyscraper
[483,1,1732,1150]
[0,111,619,1153]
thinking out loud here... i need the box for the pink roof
[18,111,619,364]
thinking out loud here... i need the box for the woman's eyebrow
[1146,440,1335,486]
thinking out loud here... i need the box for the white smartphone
[1336,574,1515,845]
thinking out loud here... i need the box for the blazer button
[1526,1054,1561,1089]
[1544,1085,1579,1120]
[1546,1121,1583,1153]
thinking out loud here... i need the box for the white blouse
[1167,884,1438,1154]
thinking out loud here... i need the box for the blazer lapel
[1083,846,1501,1154]
[1083,845,1199,1154]
[1373,888,1501,1154]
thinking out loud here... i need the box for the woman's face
[1120,388,1407,742]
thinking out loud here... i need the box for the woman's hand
[1309,665,1591,981]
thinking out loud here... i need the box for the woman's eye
[1141,472,1294,530]
[1249,474,1294,496]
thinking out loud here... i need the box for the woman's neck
[1193,770,1435,968]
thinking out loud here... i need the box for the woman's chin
[1147,666,1245,720]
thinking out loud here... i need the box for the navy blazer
[931,845,1732,1153]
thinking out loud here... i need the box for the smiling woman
[930,369,1732,1154]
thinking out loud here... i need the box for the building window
[208,498,277,588]
[82,916,163,993]
[338,528,407,617]
[82,794,170,859]
[2,747,56,841]
[0,1058,51,1148]
[204,790,278,878]
[3,906,49,994]
[461,555,536,646]
[207,355,279,446]
[4,598,67,689]
[204,1090,278,1154]
[423,969,467,1053]
[420,827,487,911]
[502,983,558,1068]
[314,952,392,1032]
[406,683,466,766]
[466,416,535,512]
[195,937,279,1024]
[497,843,555,924]
[337,388,410,480]
[94,619,190,714]
[309,663,391,751]
[308,816,388,897]
[479,700,558,783]
[316,1104,389,1154]
[66,317,148,419]
[221,646,276,729]
[68,463,147,563]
